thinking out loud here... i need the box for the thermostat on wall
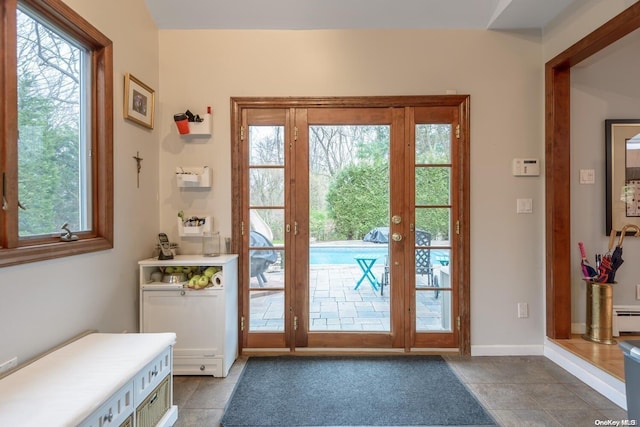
[512,158,540,176]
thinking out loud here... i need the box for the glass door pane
[308,125,391,332]
[248,125,286,333]
[414,123,455,338]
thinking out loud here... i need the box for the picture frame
[605,119,640,235]
[124,73,155,129]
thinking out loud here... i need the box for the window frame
[0,0,113,267]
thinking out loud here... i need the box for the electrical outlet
[637,284,640,300]
[0,357,17,375]
[517,303,529,318]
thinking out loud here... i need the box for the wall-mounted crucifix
[133,151,143,188]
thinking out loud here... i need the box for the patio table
[354,256,380,291]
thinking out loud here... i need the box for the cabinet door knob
[180,290,186,296]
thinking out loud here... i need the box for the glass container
[202,231,220,256]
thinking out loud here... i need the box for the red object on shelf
[173,113,189,135]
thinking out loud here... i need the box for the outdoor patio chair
[379,229,439,298]
[250,231,278,287]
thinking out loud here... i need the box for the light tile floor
[172,354,629,427]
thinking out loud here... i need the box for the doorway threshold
[544,336,627,409]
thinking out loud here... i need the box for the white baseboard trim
[544,337,627,410]
[471,344,544,356]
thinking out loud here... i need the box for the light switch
[517,198,533,214]
[580,169,595,184]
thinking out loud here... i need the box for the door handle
[391,215,402,224]
[391,233,403,242]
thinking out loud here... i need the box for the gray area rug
[221,355,496,426]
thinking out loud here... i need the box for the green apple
[164,266,175,274]
[197,275,210,288]
[174,266,183,273]
[203,266,218,278]
[189,275,201,288]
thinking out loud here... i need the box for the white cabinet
[139,255,238,377]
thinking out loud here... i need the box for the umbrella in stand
[578,241,598,281]
[606,224,640,283]
[597,229,618,283]
[597,253,611,283]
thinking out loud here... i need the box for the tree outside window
[0,0,113,267]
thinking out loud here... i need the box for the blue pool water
[309,246,388,265]
[309,246,448,265]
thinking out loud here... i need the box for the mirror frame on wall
[546,3,640,339]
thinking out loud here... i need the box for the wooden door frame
[546,3,640,338]
[231,96,470,354]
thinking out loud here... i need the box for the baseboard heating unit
[613,305,640,337]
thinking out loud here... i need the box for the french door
[231,97,470,353]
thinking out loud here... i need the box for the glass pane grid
[249,290,284,331]
[249,126,285,166]
[414,123,453,334]
[17,8,89,237]
[416,288,452,332]
[415,124,451,164]
[249,169,285,206]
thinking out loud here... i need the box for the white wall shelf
[175,112,211,137]
[177,215,212,237]
[176,166,211,188]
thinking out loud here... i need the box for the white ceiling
[144,0,583,31]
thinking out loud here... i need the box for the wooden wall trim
[545,64,571,339]
[545,3,640,339]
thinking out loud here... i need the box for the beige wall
[157,28,545,351]
[1,0,635,364]
[542,0,637,61]
[0,0,160,363]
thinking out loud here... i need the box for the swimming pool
[309,245,448,265]
[309,246,388,265]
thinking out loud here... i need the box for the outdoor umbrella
[605,224,640,283]
[363,227,389,243]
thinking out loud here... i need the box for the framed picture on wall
[124,73,155,129]
[605,119,640,234]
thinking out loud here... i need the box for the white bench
[0,332,178,427]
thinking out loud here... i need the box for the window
[0,0,113,267]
